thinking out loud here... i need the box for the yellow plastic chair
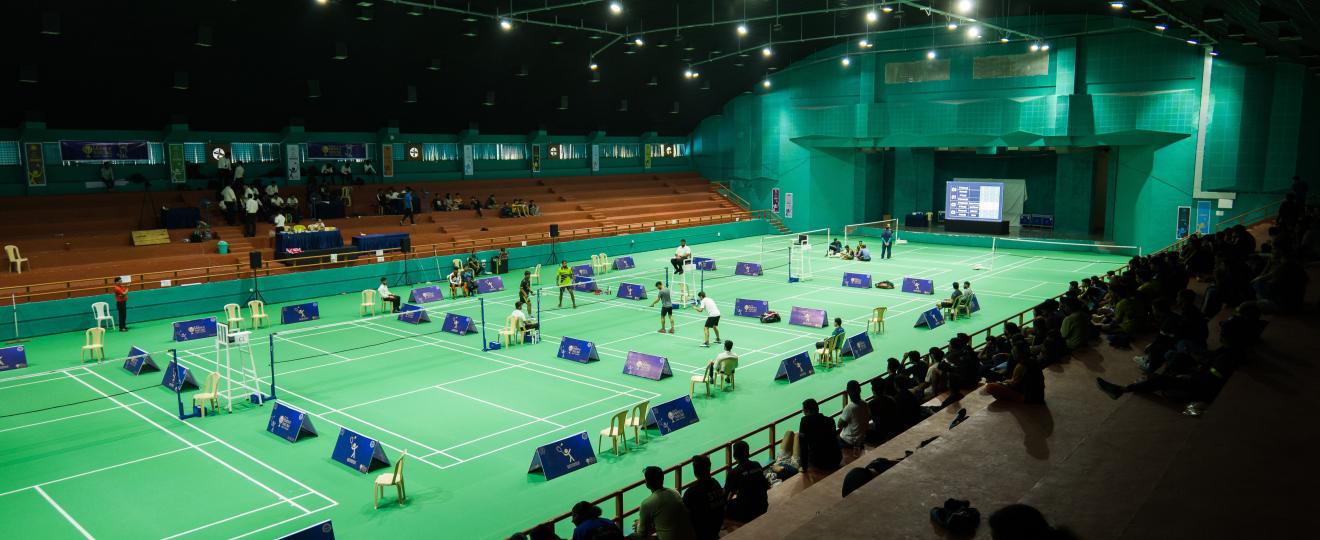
[193,372,221,416]
[223,303,243,330]
[869,307,887,334]
[598,409,630,456]
[690,363,715,397]
[373,450,407,508]
[360,290,377,316]
[498,315,525,347]
[531,264,542,285]
[717,364,736,391]
[624,401,650,445]
[91,301,115,331]
[340,186,353,207]
[598,253,609,274]
[81,327,106,363]
[248,300,269,329]
[816,333,843,368]
[5,245,29,273]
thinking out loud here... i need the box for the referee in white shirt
[671,239,693,274]
[378,278,401,313]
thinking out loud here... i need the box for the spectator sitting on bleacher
[1060,298,1095,351]
[528,200,540,216]
[635,466,696,540]
[569,501,620,540]
[837,380,871,449]
[943,335,982,405]
[99,161,114,190]
[986,343,1045,404]
[682,454,725,540]
[362,159,376,176]
[913,347,948,400]
[796,398,841,472]
[467,255,485,277]
[485,194,497,209]
[500,202,514,218]
[470,194,483,217]
[867,379,899,444]
[722,440,768,523]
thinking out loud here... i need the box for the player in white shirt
[216,154,232,181]
[377,277,400,313]
[219,184,237,225]
[671,239,693,274]
[693,291,722,347]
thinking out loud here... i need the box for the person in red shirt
[113,277,129,331]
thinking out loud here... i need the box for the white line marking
[35,486,94,540]
[160,492,316,540]
[0,442,217,498]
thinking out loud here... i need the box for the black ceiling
[2,1,1315,136]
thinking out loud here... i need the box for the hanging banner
[168,143,187,184]
[785,192,794,218]
[305,142,367,160]
[58,140,150,162]
[1194,200,1212,235]
[771,188,780,215]
[462,144,474,176]
[531,144,541,173]
[591,144,600,172]
[405,143,423,161]
[643,144,652,169]
[285,144,301,181]
[381,143,394,178]
[24,142,46,187]
[1176,206,1191,240]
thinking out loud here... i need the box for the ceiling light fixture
[634,36,644,46]
[842,56,851,66]
[866,10,879,23]
[948,21,959,31]
[1041,43,1050,51]
[957,0,973,14]
[762,46,773,57]
[927,50,937,59]
[499,19,512,31]
[1154,23,1167,31]
[967,26,981,39]
[1030,43,1040,52]
[1000,36,1010,43]
[609,1,622,15]
[589,62,599,70]
[882,4,893,13]
[1109,2,1125,9]
[737,23,748,36]
[762,78,771,88]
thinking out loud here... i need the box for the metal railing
[522,204,1284,536]
[0,213,754,304]
[1213,199,1283,232]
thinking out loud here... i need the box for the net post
[267,334,277,402]
[786,242,792,283]
[665,266,670,289]
[536,288,542,335]
[173,348,187,419]
[480,297,488,352]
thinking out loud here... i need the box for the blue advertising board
[693,257,716,271]
[277,520,335,540]
[476,276,505,294]
[1194,200,1212,235]
[398,304,433,325]
[571,264,594,278]
[281,302,320,325]
[442,313,473,335]
[572,275,599,293]
[774,352,815,383]
[842,272,872,289]
[623,351,672,380]
[845,332,874,359]
[0,345,27,372]
[645,395,700,435]
[172,317,218,342]
[734,298,770,318]
[330,427,391,474]
[914,308,946,329]
[901,277,935,295]
[306,142,368,160]
[407,286,445,304]
[789,307,828,328]
[161,359,199,392]
[122,346,159,375]
[528,432,597,481]
[734,262,763,276]
[267,402,319,443]
[557,337,600,363]
[613,256,635,270]
[616,283,647,300]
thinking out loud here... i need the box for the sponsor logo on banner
[463,144,474,176]
[305,143,367,160]
[785,192,794,218]
[24,142,46,187]
[168,143,187,184]
[591,144,600,172]
[286,144,301,181]
[381,143,394,177]
[1176,206,1191,240]
[59,140,150,162]
[772,188,780,214]
[1194,200,1212,235]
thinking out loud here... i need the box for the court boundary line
[160,492,317,540]
[0,441,218,498]
[0,401,147,435]
[34,485,93,540]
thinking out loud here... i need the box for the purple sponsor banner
[734,299,770,318]
[476,276,505,293]
[901,277,935,295]
[734,262,763,276]
[842,272,872,288]
[623,351,672,380]
[788,306,828,328]
[693,257,716,271]
[305,142,368,160]
[58,140,150,162]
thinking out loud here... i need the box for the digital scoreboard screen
[945,181,1005,222]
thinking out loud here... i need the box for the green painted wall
[0,220,772,341]
[691,15,1319,253]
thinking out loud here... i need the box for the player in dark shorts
[649,281,675,333]
[694,291,722,347]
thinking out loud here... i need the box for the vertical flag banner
[1176,206,1191,240]
[168,143,187,184]
[286,144,301,181]
[24,142,46,187]
[643,144,652,170]
[462,144,474,176]
[591,144,600,172]
[785,192,794,218]
[531,144,541,173]
[771,188,780,214]
[1194,200,1211,235]
[381,143,394,178]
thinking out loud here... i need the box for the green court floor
[0,233,1132,539]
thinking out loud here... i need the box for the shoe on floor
[668,329,674,334]
[657,329,666,333]
[1096,377,1124,400]
[701,342,710,348]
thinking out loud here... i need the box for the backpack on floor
[760,311,781,323]
[876,280,895,289]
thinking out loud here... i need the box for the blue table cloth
[352,233,409,252]
[160,207,201,229]
[276,231,344,253]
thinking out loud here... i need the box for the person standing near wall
[113,277,129,331]
[99,161,115,190]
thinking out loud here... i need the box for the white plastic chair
[498,315,525,347]
[374,450,408,508]
[81,327,105,363]
[624,401,650,445]
[5,245,29,274]
[223,303,243,330]
[531,264,542,285]
[599,253,609,274]
[598,410,630,456]
[360,290,378,316]
[91,302,115,331]
[248,300,269,329]
[193,372,221,417]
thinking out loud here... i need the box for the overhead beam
[387,0,621,36]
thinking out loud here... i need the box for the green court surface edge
[0,233,1131,539]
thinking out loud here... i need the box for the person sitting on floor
[856,242,872,262]
[528,200,540,216]
[827,238,843,257]
[839,245,855,261]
